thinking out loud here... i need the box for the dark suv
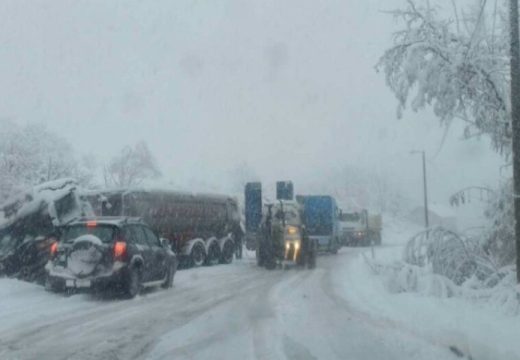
[45,217,177,298]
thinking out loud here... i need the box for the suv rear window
[62,224,116,244]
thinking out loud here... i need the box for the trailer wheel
[220,239,234,264]
[205,241,221,266]
[190,242,206,267]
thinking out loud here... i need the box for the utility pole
[509,0,520,283]
[422,151,429,230]
[411,150,429,231]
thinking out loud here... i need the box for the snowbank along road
[0,248,461,360]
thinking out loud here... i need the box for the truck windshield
[62,225,116,244]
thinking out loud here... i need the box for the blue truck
[297,195,341,254]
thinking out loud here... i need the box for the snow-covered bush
[366,254,520,314]
[362,224,519,314]
[483,179,515,268]
[403,227,497,285]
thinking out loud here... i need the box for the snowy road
[1,248,459,360]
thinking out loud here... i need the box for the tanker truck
[87,189,243,267]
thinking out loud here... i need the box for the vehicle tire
[264,256,276,270]
[307,251,317,269]
[220,239,234,264]
[307,241,317,269]
[263,245,276,270]
[161,263,175,289]
[205,241,221,266]
[256,244,264,267]
[45,275,64,293]
[296,251,305,266]
[190,242,206,267]
[124,266,141,299]
[235,240,243,259]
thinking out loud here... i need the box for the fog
[0,0,506,214]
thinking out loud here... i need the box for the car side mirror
[160,238,168,247]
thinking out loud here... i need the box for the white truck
[339,210,382,246]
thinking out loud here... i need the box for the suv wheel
[124,267,141,299]
[161,263,175,289]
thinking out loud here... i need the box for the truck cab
[257,200,316,269]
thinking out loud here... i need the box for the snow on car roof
[0,178,82,229]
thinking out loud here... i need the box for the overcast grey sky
[0,0,506,209]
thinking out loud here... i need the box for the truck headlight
[294,241,300,250]
[285,242,291,250]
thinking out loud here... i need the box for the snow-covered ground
[0,219,509,360]
[335,217,520,360]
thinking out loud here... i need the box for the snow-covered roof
[85,187,236,202]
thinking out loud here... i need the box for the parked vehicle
[296,195,341,254]
[46,217,177,298]
[0,179,93,284]
[256,200,317,269]
[339,210,382,246]
[86,189,243,267]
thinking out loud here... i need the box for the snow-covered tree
[377,0,510,154]
[0,120,93,202]
[104,141,161,187]
[378,0,518,268]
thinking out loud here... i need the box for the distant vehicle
[296,195,341,254]
[256,200,317,269]
[86,189,243,268]
[339,210,382,246]
[46,217,177,298]
[0,179,93,284]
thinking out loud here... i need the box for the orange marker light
[86,221,97,228]
[113,241,127,260]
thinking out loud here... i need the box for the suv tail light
[50,241,58,258]
[113,241,127,261]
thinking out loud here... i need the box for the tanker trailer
[87,189,242,267]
